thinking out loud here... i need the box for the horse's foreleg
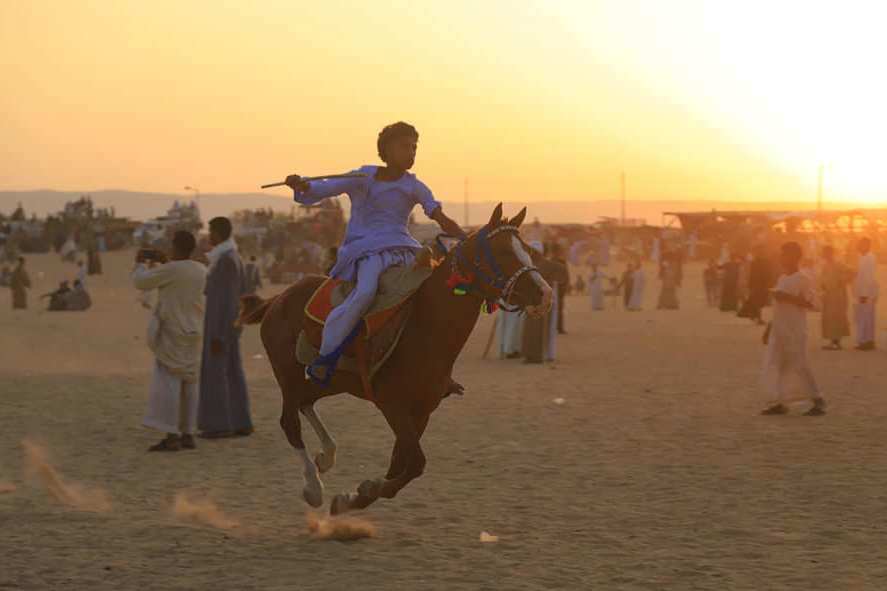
[383,411,429,479]
[376,441,425,499]
[384,439,407,480]
[330,409,428,515]
[300,404,337,474]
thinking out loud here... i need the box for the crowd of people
[516,230,881,417]
[705,236,879,352]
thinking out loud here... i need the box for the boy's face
[384,135,418,170]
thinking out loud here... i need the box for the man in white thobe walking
[761,242,826,416]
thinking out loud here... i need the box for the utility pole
[620,172,626,226]
[464,177,469,228]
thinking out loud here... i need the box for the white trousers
[143,361,198,435]
[762,337,821,404]
[855,300,876,345]
[320,249,415,356]
[497,310,523,357]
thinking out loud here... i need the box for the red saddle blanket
[299,265,432,399]
[304,277,411,340]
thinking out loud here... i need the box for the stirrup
[306,324,362,387]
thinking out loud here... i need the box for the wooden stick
[482,314,499,360]
[260,173,367,189]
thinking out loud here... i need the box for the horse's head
[450,203,552,316]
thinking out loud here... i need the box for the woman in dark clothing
[719,255,742,312]
[618,263,635,310]
[738,246,774,324]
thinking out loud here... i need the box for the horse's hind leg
[270,354,326,508]
[300,404,337,474]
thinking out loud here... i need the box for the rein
[438,226,538,313]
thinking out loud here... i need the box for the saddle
[297,264,433,401]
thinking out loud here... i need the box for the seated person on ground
[65,280,92,311]
[42,281,72,311]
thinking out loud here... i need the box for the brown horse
[238,204,551,514]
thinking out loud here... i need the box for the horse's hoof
[330,493,355,515]
[357,479,383,499]
[314,450,336,474]
[303,482,324,508]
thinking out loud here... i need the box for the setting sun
[551,1,887,204]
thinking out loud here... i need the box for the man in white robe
[761,242,825,416]
[687,231,698,259]
[76,260,87,288]
[589,264,606,311]
[651,236,662,264]
[627,263,645,311]
[853,237,879,351]
[133,231,207,451]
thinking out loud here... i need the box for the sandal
[760,404,789,416]
[148,436,181,452]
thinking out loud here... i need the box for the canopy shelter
[664,208,887,236]
[663,208,887,261]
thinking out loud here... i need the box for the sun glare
[549,0,887,205]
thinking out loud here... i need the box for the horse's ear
[510,207,527,228]
[488,203,503,226]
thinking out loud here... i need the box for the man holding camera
[133,231,207,451]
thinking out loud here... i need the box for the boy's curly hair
[377,122,419,161]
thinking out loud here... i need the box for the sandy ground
[2,251,887,590]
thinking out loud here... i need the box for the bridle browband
[439,225,538,312]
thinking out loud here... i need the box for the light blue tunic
[295,165,442,281]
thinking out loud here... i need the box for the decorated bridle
[439,225,538,313]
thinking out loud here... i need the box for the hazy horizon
[1,188,873,227]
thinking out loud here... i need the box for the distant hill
[0,189,860,226]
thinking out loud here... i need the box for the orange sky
[2,1,885,205]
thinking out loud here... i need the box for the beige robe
[132,261,207,381]
[133,260,207,434]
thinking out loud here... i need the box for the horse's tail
[236,294,279,327]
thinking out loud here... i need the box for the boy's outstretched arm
[431,208,468,240]
[285,174,362,206]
